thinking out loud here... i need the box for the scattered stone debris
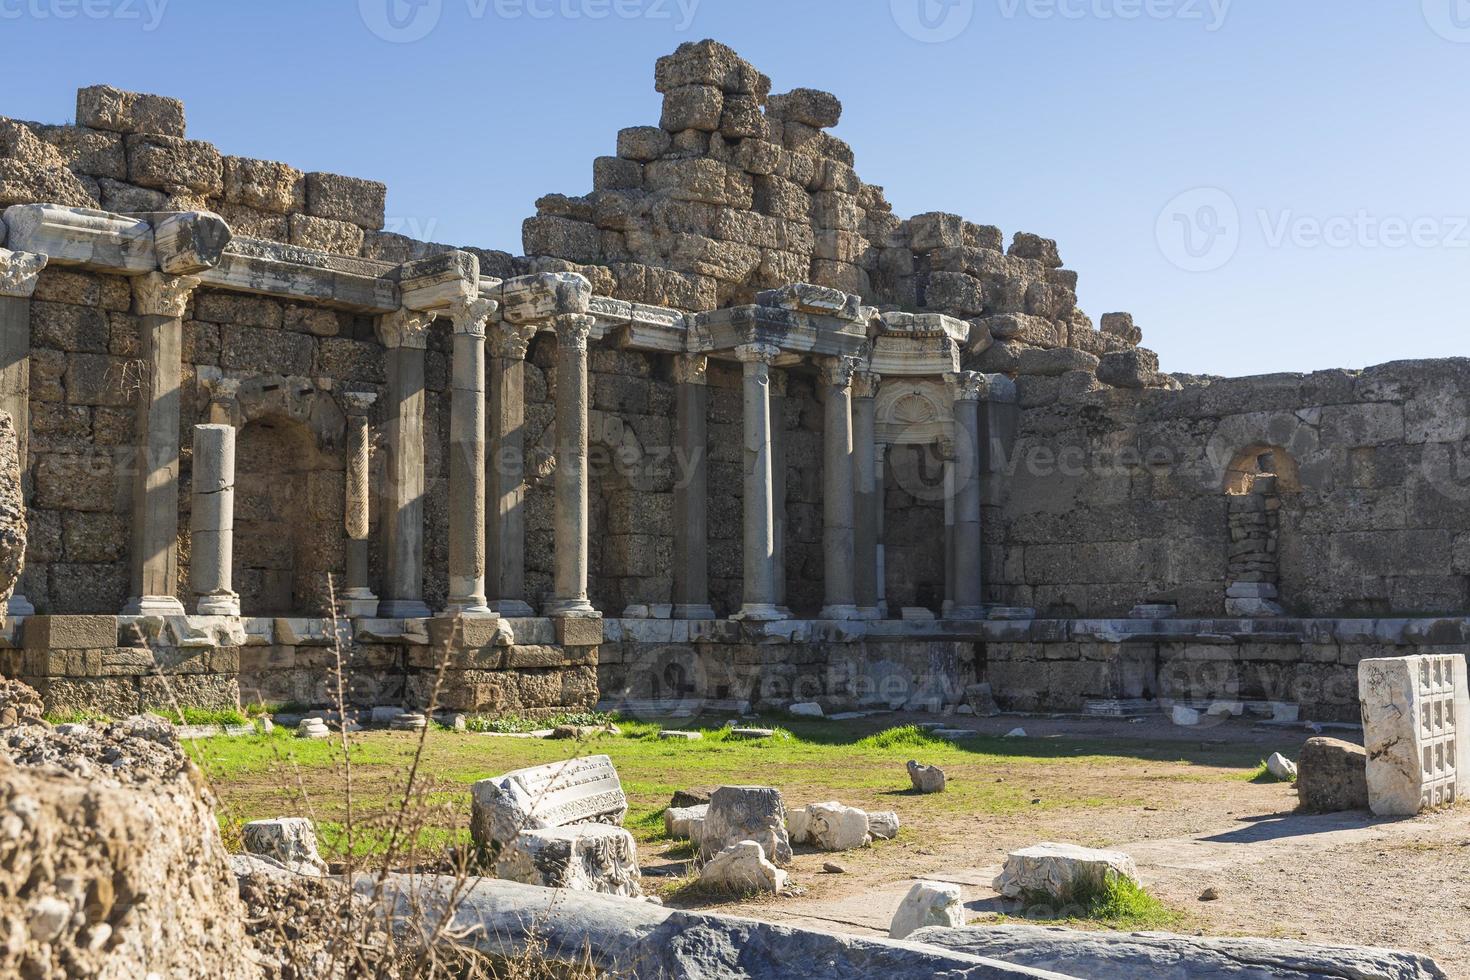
[822,862,847,874]
[1004,728,1028,738]
[1200,887,1221,901]
[495,824,642,897]
[889,881,965,939]
[698,840,787,894]
[993,842,1140,901]
[664,804,707,841]
[908,760,947,793]
[297,717,330,740]
[0,677,44,727]
[659,729,703,740]
[1266,752,1298,781]
[867,811,900,840]
[788,702,824,718]
[242,818,329,877]
[789,801,869,851]
[670,788,714,809]
[730,727,776,740]
[470,755,628,854]
[700,786,792,865]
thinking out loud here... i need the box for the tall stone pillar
[445,296,495,616]
[769,369,789,613]
[875,443,889,619]
[818,356,860,620]
[673,354,716,620]
[341,391,378,618]
[735,344,783,621]
[488,322,537,617]
[942,449,955,617]
[948,371,986,620]
[0,248,47,616]
[124,272,197,616]
[852,370,881,619]
[376,308,434,619]
[189,423,238,616]
[544,313,597,618]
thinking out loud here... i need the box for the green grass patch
[43,710,112,725]
[164,706,249,727]
[856,724,949,750]
[463,711,619,734]
[1012,874,1184,931]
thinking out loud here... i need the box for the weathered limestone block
[495,824,642,897]
[654,39,770,98]
[909,211,965,252]
[0,121,98,206]
[241,817,329,876]
[287,213,365,254]
[124,134,222,195]
[926,271,985,316]
[789,801,869,851]
[498,271,593,323]
[663,803,707,840]
[868,811,900,840]
[1099,311,1142,345]
[1097,347,1161,389]
[909,924,1449,979]
[1016,347,1099,377]
[661,85,724,132]
[523,215,601,264]
[698,840,787,894]
[153,211,231,275]
[1359,655,1465,816]
[222,156,304,213]
[908,760,946,793]
[767,89,842,129]
[700,785,792,865]
[304,171,386,229]
[993,843,1140,901]
[0,412,23,607]
[889,880,964,939]
[76,85,185,137]
[1296,736,1370,813]
[32,124,126,180]
[617,126,672,162]
[1009,231,1062,268]
[470,755,628,853]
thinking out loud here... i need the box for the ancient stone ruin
[0,40,1466,730]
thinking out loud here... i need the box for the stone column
[341,391,378,618]
[942,447,955,617]
[189,423,238,616]
[734,344,783,621]
[948,371,986,620]
[0,248,47,616]
[818,355,860,620]
[376,308,434,619]
[769,369,789,613]
[487,322,537,617]
[445,296,496,617]
[852,370,881,619]
[544,313,597,618]
[124,272,197,616]
[875,443,889,619]
[672,353,716,620]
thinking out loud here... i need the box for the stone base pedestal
[197,592,241,617]
[122,595,187,616]
[378,599,432,619]
[543,598,598,618]
[947,605,986,621]
[491,599,536,618]
[819,604,862,621]
[443,600,494,618]
[735,604,786,622]
[341,589,379,618]
[673,604,718,621]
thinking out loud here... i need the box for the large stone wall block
[617,126,672,162]
[1008,231,1063,268]
[767,88,843,129]
[123,134,222,195]
[76,85,186,137]
[1359,655,1465,816]
[304,171,387,230]
[661,85,724,133]
[287,213,365,254]
[222,156,305,213]
[23,615,117,650]
[654,39,770,98]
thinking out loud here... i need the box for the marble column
[949,371,986,619]
[189,423,238,616]
[875,443,889,619]
[942,447,956,618]
[445,296,495,616]
[487,321,537,617]
[376,308,434,619]
[0,248,47,616]
[735,343,783,621]
[672,353,716,620]
[769,369,789,613]
[341,391,378,618]
[544,313,597,618]
[852,370,881,619]
[819,356,860,620]
[124,272,197,616]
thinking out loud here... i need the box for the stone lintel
[2,204,155,275]
[878,310,970,342]
[870,334,961,377]
[756,281,864,321]
[588,294,689,353]
[0,247,48,298]
[693,304,868,361]
[498,271,592,325]
[398,250,479,312]
[132,210,233,275]
[203,238,399,313]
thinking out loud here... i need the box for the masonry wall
[990,358,1470,618]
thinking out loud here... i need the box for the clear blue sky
[2,0,1467,377]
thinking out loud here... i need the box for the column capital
[734,342,781,365]
[342,389,379,417]
[673,353,709,386]
[488,321,537,361]
[448,296,497,337]
[0,248,47,298]
[946,370,988,402]
[817,354,862,389]
[853,370,882,399]
[132,272,200,318]
[378,307,437,350]
[552,313,595,352]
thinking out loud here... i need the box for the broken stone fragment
[1008,231,1062,268]
[151,210,232,275]
[700,785,792,865]
[889,880,964,939]
[755,281,860,319]
[76,85,186,137]
[663,804,707,840]
[1266,752,1298,781]
[497,271,593,323]
[698,840,786,894]
[867,811,900,840]
[495,824,642,898]
[992,843,1140,902]
[789,801,869,851]
[241,817,329,876]
[767,89,842,129]
[907,760,946,794]
[1097,347,1162,389]
[1295,736,1370,813]
[1099,311,1143,345]
[1359,655,1466,817]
